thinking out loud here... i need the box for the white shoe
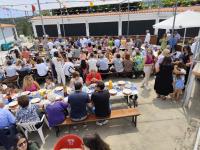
[96,121,103,126]
[102,120,108,125]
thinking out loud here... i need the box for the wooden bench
[55,108,141,136]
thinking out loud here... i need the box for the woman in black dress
[154,56,174,100]
[182,46,193,85]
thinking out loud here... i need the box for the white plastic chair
[17,115,47,144]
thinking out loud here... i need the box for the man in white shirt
[63,58,75,77]
[144,30,151,44]
[50,45,58,57]
[35,59,49,77]
[5,61,17,77]
[47,40,54,50]
[88,53,98,72]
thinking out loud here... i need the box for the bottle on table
[63,85,68,97]
[108,80,113,90]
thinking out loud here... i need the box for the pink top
[25,83,38,92]
[87,46,93,53]
[145,54,154,64]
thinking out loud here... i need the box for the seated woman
[112,53,124,73]
[45,93,68,127]
[16,95,41,124]
[14,133,40,150]
[69,71,83,90]
[22,75,40,92]
[123,53,133,77]
[86,69,102,86]
[35,58,48,77]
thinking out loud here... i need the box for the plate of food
[123,89,132,95]
[54,86,63,91]
[117,81,126,85]
[8,101,18,108]
[30,91,38,96]
[31,98,41,104]
[109,89,117,96]
[125,84,132,89]
[21,91,31,96]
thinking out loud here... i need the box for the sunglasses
[17,140,27,148]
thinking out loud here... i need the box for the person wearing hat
[45,93,68,127]
[0,99,17,150]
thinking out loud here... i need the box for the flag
[32,4,36,12]
[89,2,94,7]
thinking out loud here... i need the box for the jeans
[0,124,17,150]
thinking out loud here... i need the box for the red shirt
[86,72,102,84]
[22,50,30,60]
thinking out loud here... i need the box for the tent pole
[181,28,187,52]
[171,0,178,37]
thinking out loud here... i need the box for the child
[173,62,186,100]
[44,77,55,90]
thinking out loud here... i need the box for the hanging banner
[89,1,94,7]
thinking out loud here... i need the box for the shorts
[175,79,184,90]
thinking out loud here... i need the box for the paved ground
[31,77,190,150]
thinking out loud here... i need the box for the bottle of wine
[63,85,68,97]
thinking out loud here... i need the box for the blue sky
[0,0,141,18]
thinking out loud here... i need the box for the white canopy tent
[153,10,200,29]
[153,10,200,52]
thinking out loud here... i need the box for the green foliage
[15,18,33,36]
[41,10,51,16]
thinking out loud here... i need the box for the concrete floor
[30,77,189,150]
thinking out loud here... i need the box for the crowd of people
[0,29,198,150]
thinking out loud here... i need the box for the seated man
[85,69,102,86]
[45,93,68,127]
[0,100,17,150]
[97,54,109,73]
[68,82,91,121]
[91,81,111,126]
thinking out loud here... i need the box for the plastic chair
[17,115,48,144]
[54,134,85,150]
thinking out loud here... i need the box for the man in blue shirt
[97,54,109,73]
[114,38,120,48]
[68,82,91,121]
[0,100,17,150]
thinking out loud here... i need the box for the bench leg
[55,126,60,137]
[132,116,137,127]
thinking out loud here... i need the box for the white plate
[118,81,125,85]
[54,86,63,91]
[21,91,30,96]
[8,101,18,107]
[125,84,132,89]
[30,91,38,96]
[123,89,132,95]
[105,82,109,87]
[31,98,41,104]
[109,89,117,95]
